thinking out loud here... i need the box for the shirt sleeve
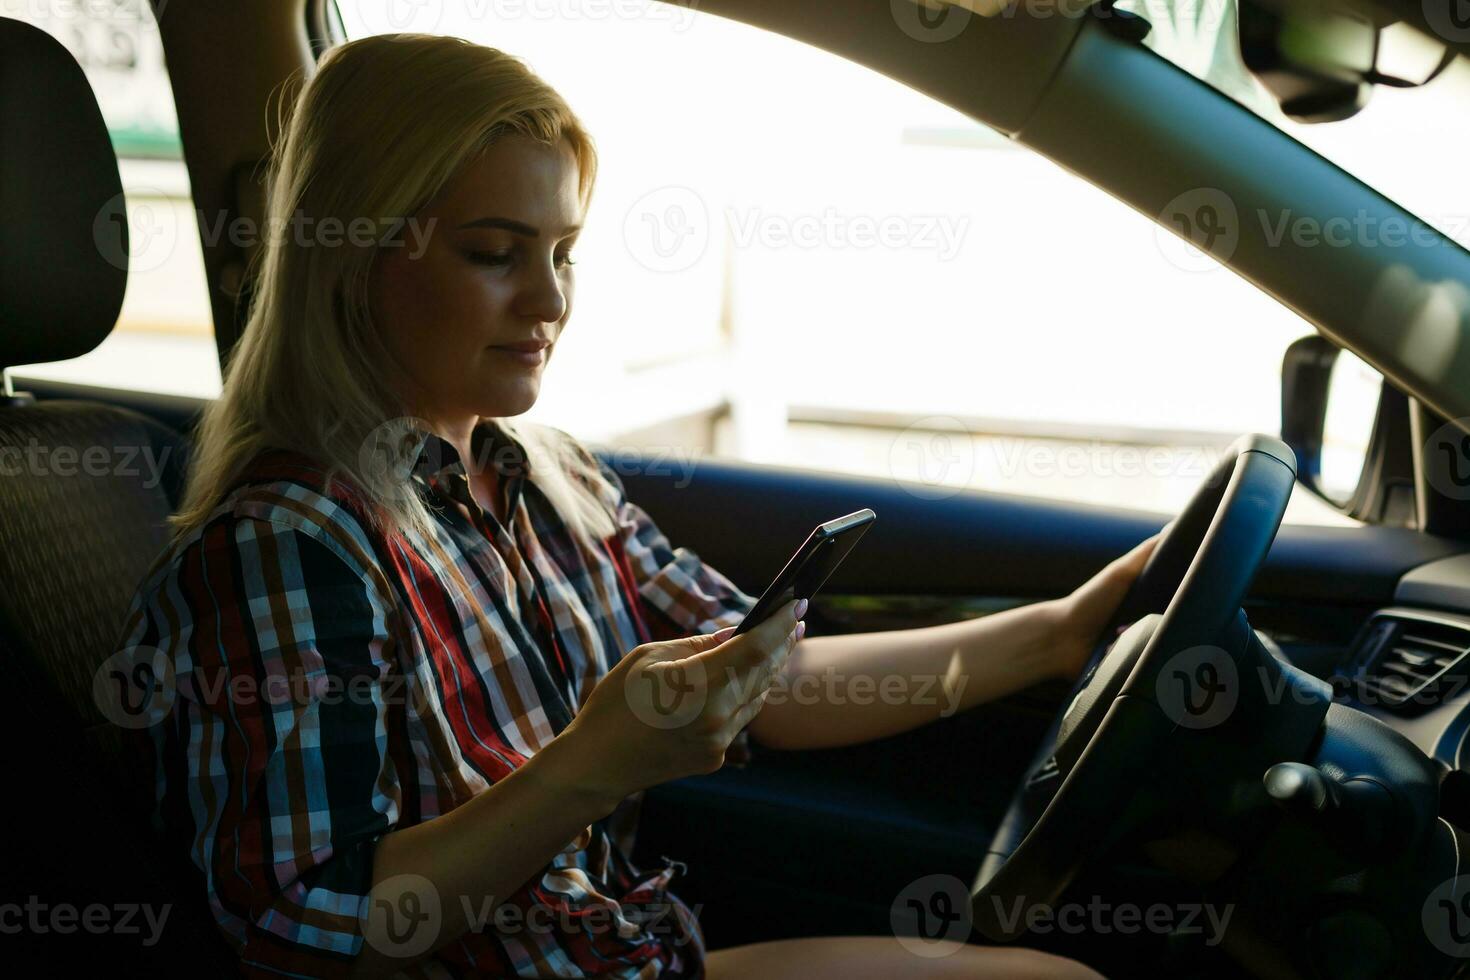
[569,439,757,640]
[117,506,402,978]
[556,431,765,763]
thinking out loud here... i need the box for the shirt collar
[406,417,532,486]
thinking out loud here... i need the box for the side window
[340,2,1346,526]
[5,1,221,399]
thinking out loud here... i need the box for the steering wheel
[970,434,1327,939]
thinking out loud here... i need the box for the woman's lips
[490,342,548,366]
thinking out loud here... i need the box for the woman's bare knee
[705,935,1104,979]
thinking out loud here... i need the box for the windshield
[1116,0,1470,249]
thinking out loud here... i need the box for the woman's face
[369,134,582,426]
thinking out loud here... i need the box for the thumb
[1118,531,1163,576]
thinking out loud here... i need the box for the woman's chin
[478,378,541,417]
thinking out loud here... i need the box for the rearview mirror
[1239,0,1456,123]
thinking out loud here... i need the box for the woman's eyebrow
[455,216,582,236]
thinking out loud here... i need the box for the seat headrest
[0,17,128,374]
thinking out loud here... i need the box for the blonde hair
[170,33,616,549]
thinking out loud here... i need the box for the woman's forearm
[745,599,1068,752]
[349,730,620,978]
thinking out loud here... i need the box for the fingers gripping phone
[731,508,876,636]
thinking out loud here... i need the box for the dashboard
[1328,552,1470,769]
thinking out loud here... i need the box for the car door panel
[610,451,1468,946]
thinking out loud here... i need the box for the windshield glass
[1116,0,1470,249]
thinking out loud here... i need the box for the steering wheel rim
[971,434,1300,940]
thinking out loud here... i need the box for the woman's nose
[515,257,568,323]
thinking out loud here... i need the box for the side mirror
[1281,335,1396,516]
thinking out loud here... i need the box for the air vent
[1345,609,1470,713]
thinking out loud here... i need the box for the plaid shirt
[112,419,756,978]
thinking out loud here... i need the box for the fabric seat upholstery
[0,16,235,976]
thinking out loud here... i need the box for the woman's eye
[468,250,513,267]
[556,251,577,269]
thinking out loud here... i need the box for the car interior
[4,0,1470,977]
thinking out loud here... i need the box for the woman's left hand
[1046,533,1161,680]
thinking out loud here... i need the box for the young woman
[115,33,1152,979]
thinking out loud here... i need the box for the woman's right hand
[557,598,807,808]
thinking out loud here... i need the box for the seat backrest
[0,17,235,976]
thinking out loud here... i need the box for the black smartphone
[732,508,876,636]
